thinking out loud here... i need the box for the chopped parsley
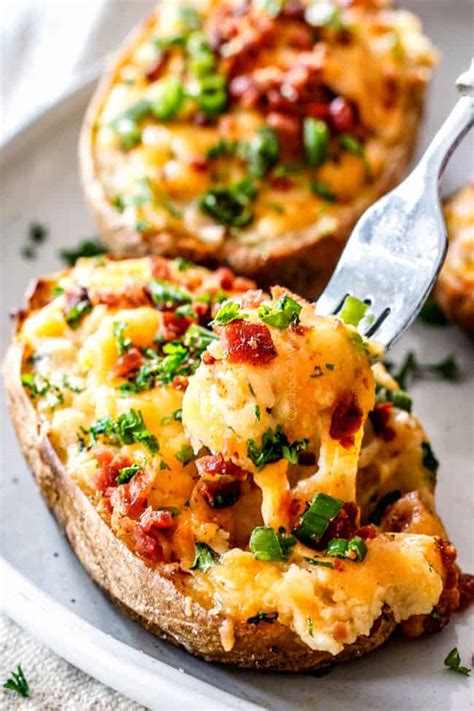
[21,374,64,408]
[65,294,92,330]
[59,239,107,266]
[88,409,159,454]
[148,279,192,307]
[62,375,85,394]
[200,178,257,227]
[247,425,308,469]
[161,408,183,426]
[175,443,196,465]
[255,404,261,421]
[113,321,132,356]
[444,647,471,676]
[258,294,302,329]
[3,665,29,698]
[190,542,219,572]
[211,299,248,325]
[117,464,142,485]
[389,351,461,389]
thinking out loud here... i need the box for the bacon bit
[190,156,209,172]
[333,558,345,571]
[113,347,144,378]
[200,478,241,509]
[145,54,167,83]
[196,453,248,480]
[92,284,150,309]
[157,312,192,341]
[356,524,377,540]
[281,0,306,20]
[150,255,172,280]
[172,375,189,390]
[94,450,131,493]
[315,501,359,550]
[290,322,309,335]
[129,523,160,561]
[286,23,314,50]
[232,275,256,292]
[266,111,301,140]
[221,320,277,365]
[329,96,356,133]
[214,267,235,290]
[140,505,175,532]
[305,101,331,120]
[202,351,216,365]
[109,468,153,518]
[332,621,347,642]
[369,402,396,442]
[269,175,294,191]
[329,393,363,448]
[458,572,474,611]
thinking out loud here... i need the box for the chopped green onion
[151,77,185,121]
[258,294,302,329]
[247,126,279,178]
[376,385,412,413]
[338,133,365,157]
[326,535,367,561]
[250,526,296,561]
[339,295,369,327]
[110,99,152,149]
[444,647,471,676]
[294,493,343,546]
[175,443,196,465]
[190,542,219,572]
[309,179,336,202]
[303,118,329,168]
[148,279,192,307]
[65,297,92,330]
[3,665,29,698]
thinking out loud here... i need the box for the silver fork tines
[316,59,474,349]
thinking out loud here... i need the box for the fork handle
[413,61,474,183]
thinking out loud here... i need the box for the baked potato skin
[80,1,432,299]
[434,184,474,334]
[4,318,395,671]
[5,343,453,670]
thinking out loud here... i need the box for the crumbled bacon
[145,54,168,83]
[140,505,175,532]
[172,375,189,390]
[329,96,356,133]
[113,347,144,378]
[202,351,216,365]
[221,320,277,365]
[317,501,359,549]
[94,450,131,493]
[190,156,209,172]
[196,453,248,480]
[356,524,378,540]
[200,478,241,509]
[92,284,150,309]
[157,312,192,341]
[369,403,396,442]
[150,255,172,280]
[109,468,153,518]
[329,393,363,448]
[126,520,160,562]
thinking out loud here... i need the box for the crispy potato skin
[4,284,396,671]
[79,13,427,299]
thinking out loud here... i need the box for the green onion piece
[151,77,185,121]
[250,526,296,561]
[3,665,29,698]
[294,492,343,546]
[258,294,302,329]
[190,542,220,572]
[110,99,152,150]
[175,443,196,465]
[200,178,256,227]
[338,133,364,157]
[247,126,279,178]
[339,295,369,327]
[247,425,308,469]
[444,647,471,676]
[113,321,132,356]
[65,298,92,330]
[303,557,334,569]
[326,535,367,561]
[303,118,329,168]
[309,179,336,202]
[117,464,141,485]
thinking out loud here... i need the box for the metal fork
[316,60,474,349]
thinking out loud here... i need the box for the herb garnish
[175,443,196,465]
[444,647,471,676]
[247,126,279,178]
[247,425,309,469]
[258,294,302,329]
[113,321,132,356]
[421,441,439,481]
[303,118,329,168]
[161,408,183,426]
[326,536,367,561]
[190,542,220,572]
[117,464,142,485]
[304,557,334,569]
[88,409,159,454]
[148,279,192,307]
[294,493,343,546]
[200,178,257,227]
[211,299,248,325]
[3,665,29,698]
[22,374,64,408]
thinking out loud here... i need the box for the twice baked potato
[434,184,474,333]
[80,0,436,297]
[5,255,463,670]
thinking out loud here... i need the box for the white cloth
[1,2,154,707]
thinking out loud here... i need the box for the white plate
[1,2,473,709]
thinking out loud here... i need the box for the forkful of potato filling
[183,288,379,531]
